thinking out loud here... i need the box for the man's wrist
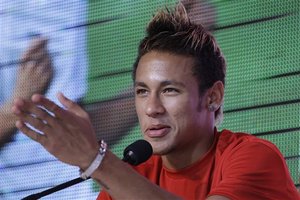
[80,140,107,179]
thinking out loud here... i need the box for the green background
[85,0,300,187]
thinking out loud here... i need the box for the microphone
[122,139,153,165]
[22,140,153,200]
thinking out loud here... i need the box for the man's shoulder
[216,129,280,157]
[210,130,299,199]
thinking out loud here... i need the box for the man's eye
[136,89,148,95]
[162,88,179,93]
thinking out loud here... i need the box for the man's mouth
[145,125,171,138]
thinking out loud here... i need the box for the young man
[12,4,299,200]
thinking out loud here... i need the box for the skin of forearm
[0,101,18,146]
[91,151,182,200]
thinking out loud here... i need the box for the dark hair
[132,3,226,121]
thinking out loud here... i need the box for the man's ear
[206,81,224,112]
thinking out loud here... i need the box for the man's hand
[12,93,99,170]
[12,38,53,100]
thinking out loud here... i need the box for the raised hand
[12,38,53,100]
[12,93,99,170]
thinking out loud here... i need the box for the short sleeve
[209,140,299,200]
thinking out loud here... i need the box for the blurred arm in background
[0,38,52,148]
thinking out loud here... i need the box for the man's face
[135,51,211,155]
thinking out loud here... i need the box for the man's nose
[145,94,166,118]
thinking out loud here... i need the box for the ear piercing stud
[208,104,217,112]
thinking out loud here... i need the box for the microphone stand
[22,177,88,200]
[22,157,129,200]
[21,140,152,200]
[22,156,130,200]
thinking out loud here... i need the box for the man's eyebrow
[134,82,147,88]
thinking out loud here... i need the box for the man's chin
[152,147,172,156]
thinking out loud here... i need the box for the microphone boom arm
[21,140,152,200]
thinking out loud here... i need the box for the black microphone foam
[122,139,153,166]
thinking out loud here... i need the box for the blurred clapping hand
[12,37,53,100]
[0,38,53,146]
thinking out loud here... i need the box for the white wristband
[80,140,107,179]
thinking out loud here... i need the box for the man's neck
[161,128,216,170]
